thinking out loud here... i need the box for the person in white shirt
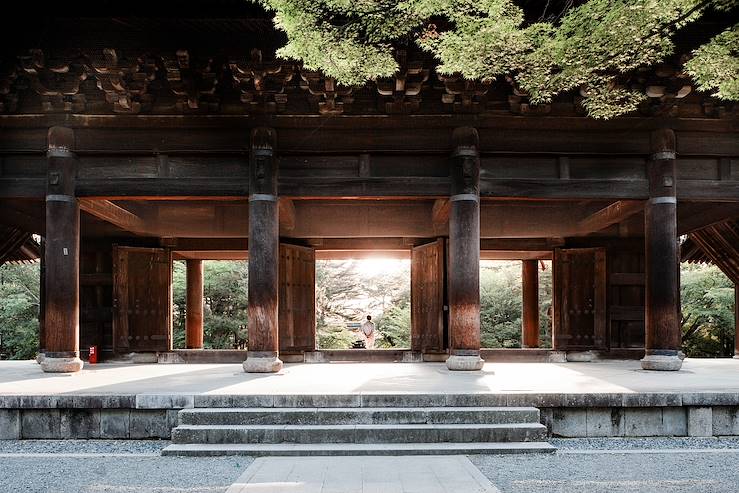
[360,315,376,349]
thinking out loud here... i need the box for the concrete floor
[1,358,738,396]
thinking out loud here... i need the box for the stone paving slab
[226,455,500,493]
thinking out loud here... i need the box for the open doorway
[315,258,411,349]
[172,259,248,349]
[480,260,553,348]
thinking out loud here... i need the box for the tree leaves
[257,0,738,118]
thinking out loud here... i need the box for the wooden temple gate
[1,4,738,373]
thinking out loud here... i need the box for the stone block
[661,407,687,436]
[682,393,739,406]
[505,393,564,408]
[551,408,587,437]
[100,409,130,439]
[304,351,326,363]
[17,395,58,409]
[586,407,624,437]
[0,410,20,439]
[21,409,60,439]
[687,406,713,437]
[0,396,21,408]
[360,394,443,408]
[712,406,739,436]
[61,409,101,438]
[276,394,361,408]
[135,394,194,409]
[444,394,507,407]
[622,393,682,407]
[548,351,568,363]
[539,408,554,435]
[130,410,170,439]
[230,395,275,408]
[401,352,423,363]
[624,408,663,436]
[566,351,593,362]
[562,394,623,408]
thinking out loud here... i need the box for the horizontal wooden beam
[78,199,148,234]
[577,200,644,234]
[481,251,552,260]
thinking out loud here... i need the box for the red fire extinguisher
[89,345,98,364]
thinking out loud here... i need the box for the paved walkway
[226,455,498,493]
[1,358,739,396]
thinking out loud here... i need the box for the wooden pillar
[734,284,738,359]
[185,259,204,349]
[36,236,46,363]
[446,127,483,371]
[522,259,540,348]
[40,127,83,373]
[244,127,282,373]
[642,128,682,371]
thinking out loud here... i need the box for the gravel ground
[551,437,739,450]
[0,440,169,454]
[472,446,739,493]
[0,441,251,493]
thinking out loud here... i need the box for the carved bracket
[299,69,353,115]
[229,49,293,113]
[88,49,158,114]
[19,49,87,113]
[376,50,429,114]
[163,50,219,112]
[438,73,490,113]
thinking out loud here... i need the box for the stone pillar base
[401,351,423,363]
[566,351,593,362]
[36,353,45,364]
[40,356,84,373]
[641,353,682,371]
[446,354,484,371]
[243,351,283,373]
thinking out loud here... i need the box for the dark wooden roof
[681,219,739,284]
[0,226,39,266]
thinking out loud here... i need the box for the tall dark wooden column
[734,284,738,359]
[642,128,682,371]
[244,127,282,373]
[446,127,484,371]
[185,259,204,349]
[40,127,83,373]
[522,260,540,348]
[36,237,46,364]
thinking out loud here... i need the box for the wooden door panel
[553,248,607,350]
[279,244,316,351]
[113,246,172,352]
[411,239,445,352]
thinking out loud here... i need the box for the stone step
[178,406,540,426]
[171,422,548,444]
[162,441,556,456]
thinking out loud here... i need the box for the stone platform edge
[1,392,739,440]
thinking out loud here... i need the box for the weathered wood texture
[247,127,279,355]
[736,286,738,358]
[278,244,316,352]
[411,239,446,353]
[608,248,646,349]
[79,242,114,356]
[185,259,204,349]
[112,246,172,353]
[38,237,46,353]
[644,129,682,355]
[44,127,80,358]
[553,248,607,350]
[448,127,481,355]
[521,260,540,348]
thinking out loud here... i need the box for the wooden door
[112,246,172,353]
[279,244,316,351]
[411,239,446,352]
[553,248,607,350]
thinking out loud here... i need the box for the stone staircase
[162,404,555,456]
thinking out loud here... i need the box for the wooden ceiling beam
[577,200,645,234]
[78,198,149,235]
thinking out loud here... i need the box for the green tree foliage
[315,259,411,349]
[480,260,552,348]
[0,263,40,360]
[257,0,738,118]
[681,263,736,357]
[172,260,248,349]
